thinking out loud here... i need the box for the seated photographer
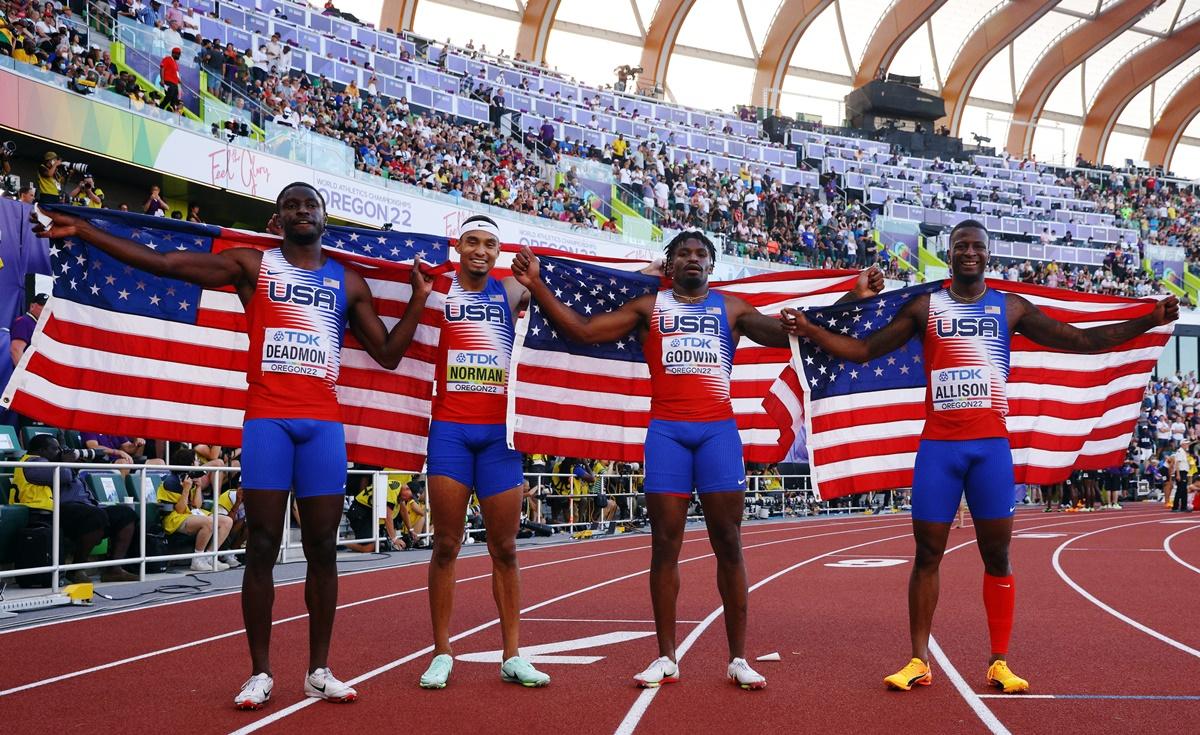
[14,434,139,583]
[401,482,427,545]
[157,448,232,572]
[216,477,246,566]
[344,473,410,553]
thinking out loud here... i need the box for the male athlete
[418,214,550,689]
[512,231,882,690]
[783,220,1178,693]
[34,182,433,709]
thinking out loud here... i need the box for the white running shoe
[220,553,241,568]
[633,656,679,688]
[234,673,273,710]
[190,557,219,572]
[727,658,766,690]
[304,667,357,703]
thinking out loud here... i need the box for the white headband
[457,219,501,241]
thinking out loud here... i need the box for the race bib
[662,335,722,376]
[446,349,507,394]
[261,328,329,378]
[931,366,992,411]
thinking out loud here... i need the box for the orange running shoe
[884,658,932,690]
[986,659,1030,694]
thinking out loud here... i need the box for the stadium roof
[352,0,1200,176]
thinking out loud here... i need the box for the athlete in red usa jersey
[418,215,550,690]
[785,219,1178,695]
[513,231,883,690]
[35,182,432,710]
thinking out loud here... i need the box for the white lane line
[614,529,915,735]
[928,636,1011,735]
[1052,519,1200,659]
[1163,524,1200,575]
[613,509,1137,735]
[0,533,673,697]
[230,521,915,735]
[0,516,886,636]
[521,618,705,625]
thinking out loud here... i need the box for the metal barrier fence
[1,462,877,593]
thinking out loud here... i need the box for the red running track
[2,508,1198,734]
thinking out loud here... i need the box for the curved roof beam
[637,0,699,91]
[378,0,419,33]
[1145,71,1200,168]
[940,0,1059,136]
[853,0,948,89]
[1006,0,1163,158]
[516,0,562,64]
[1077,18,1200,163]
[751,1,835,112]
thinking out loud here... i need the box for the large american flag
[507,254,862,463]
[0,208,451,470]
[794,279,1172,500]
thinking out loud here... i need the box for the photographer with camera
[14,433,139,584]
[69,174,104,208]
[36,151,64,203]
[156,448,233,572]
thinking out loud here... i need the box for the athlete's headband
[457,219,501,241]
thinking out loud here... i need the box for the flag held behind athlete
[793,280,1173,500]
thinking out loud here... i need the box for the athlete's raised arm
[32,207,256,291]
[511,245,651,343]
[346,257,435,370]
[732,265,887,348]
[1010,293,1178,352]
[782,293,929,363]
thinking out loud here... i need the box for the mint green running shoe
[419,654,453,689]
[500,656,550,687]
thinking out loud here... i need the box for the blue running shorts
[240,418,347,497]
[427,420,524,498]
[911,438,1016,524]
[644,418,746,496]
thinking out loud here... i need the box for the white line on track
[1163,524,1200,575]
[229,521,917,735]
[614,511,1141,735]
[1052,519,1200,659]
[927,636,1012,735]
[0,516,890,637]
[521,618,704,625]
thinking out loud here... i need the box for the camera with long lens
[173,468,207,480]
[59,161,90,177]
[56,448,105,463]
[0,141,15,159]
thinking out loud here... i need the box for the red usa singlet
[244,249,348,422]
[922,288,1010,440]
[431,274,515,424]
[644,290,735,422]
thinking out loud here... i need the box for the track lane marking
[228,521,916,734]
[1163,524,1200,575]
[614,511,1147,735]
[1052,519,1200,659]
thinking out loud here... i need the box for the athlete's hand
[639,257,666,277]
[30,207,83,240]
[779,307,814,337]
[1151,295,1180,326]
[410,255,434,300]
[265,213,283,237]
[850,265,884,300]
[511,245,540,287]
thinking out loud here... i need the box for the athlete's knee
[978,542,1011,576]
[245,529,282,567]
[487,536,517,568]
[302,533,337,565]
[431,531,462,563]
[913,539,946,570]
[707,523,743,564]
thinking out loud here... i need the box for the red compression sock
[982,573,1015,656]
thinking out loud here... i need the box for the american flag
[507,253,862,462]
[0,208,451,470]
[794,279,1173,500]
